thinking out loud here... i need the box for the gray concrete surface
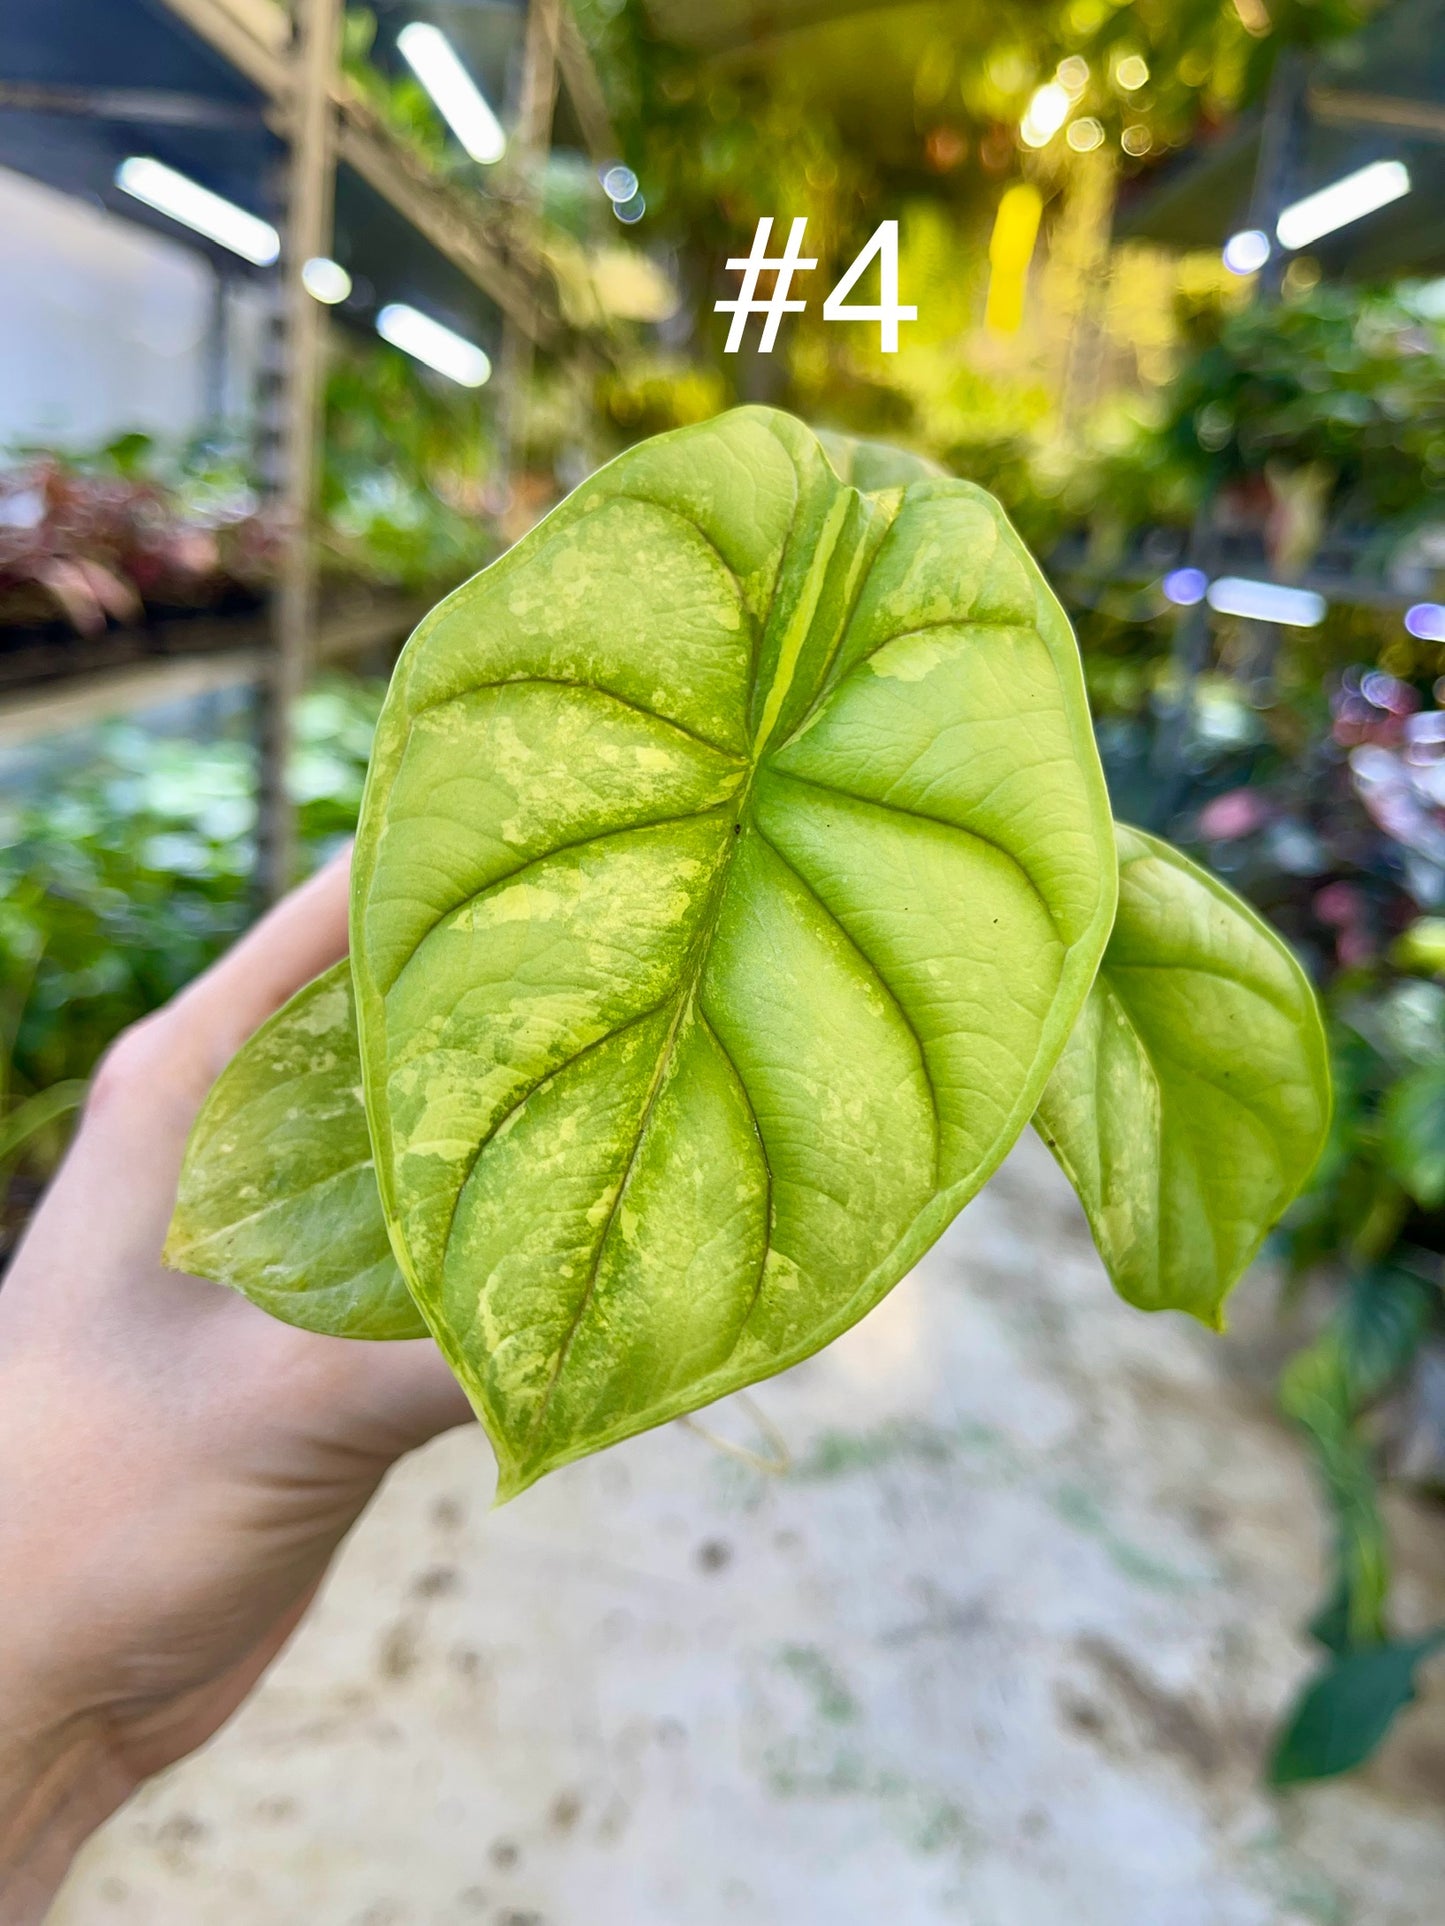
[52,1136,1445,1926]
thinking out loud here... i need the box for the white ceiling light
[397,22,506,165]
[115,156,279,265]
[301,256,351,304]
[1020,81,1071,150]
[1162,568,1209,607]
[1206,577,1326,628]
[1276,160,1410,251]
[376,302,491,387]
[1223,229,1271,276]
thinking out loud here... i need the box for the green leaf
[1269,1633,1445,1785]
[166,962,426,1340]
[1307,1573,1355,1659]
[814,428,945,491]
[1281,1335,1391,1648]
[347,405,1117,1496]
[0,1078,86,1173]
[1334,1265,1431,1409]
[1281,1264,1429,1661]
[1382,1060,1445,1208]
[1034,824,1331,1326]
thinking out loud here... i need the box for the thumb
[271,1320,481,1467]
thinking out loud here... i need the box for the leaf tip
[488,1462,532,1508]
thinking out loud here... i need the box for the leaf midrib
[175,1155,381,1251]
[522,788,756,1450]
[516,475,878,1451]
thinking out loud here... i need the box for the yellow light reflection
[985,182,1044,334]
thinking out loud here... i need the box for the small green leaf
[1382,1061,1445,1207]
[166,962,426,1340]
[0,1079,86,1172]
[1281,1335,1391,1648]
[1280,1264,1429,1662]
[1307,1573,1355,1658]
[1269,1633,1445,1785]
[1034,824,1332,1326]
[1335,1265,1431,1409]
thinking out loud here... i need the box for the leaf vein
[1105,956,1301,1026]
[766,768,1064,943]
[176,1157,378,1248]
[697,1007,774,1335]
[752,823,941,1181]
[386,804,737,998]
[439,999,674,1287]
[412,676,749,758]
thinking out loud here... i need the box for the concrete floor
[54,1136,1445,1926]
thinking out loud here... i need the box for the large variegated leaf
[348,406,1116,1495]
[165,963,426,1340]
[1033,824,1331,1327]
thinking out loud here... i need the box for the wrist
[0,1709,127,1921]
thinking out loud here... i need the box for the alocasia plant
[166,407,1330,1499]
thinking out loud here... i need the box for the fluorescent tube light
[376,303,491,387]
[397,22,506,164]
[301,256,351,304]
[115,156,279,266]
[1206,577,1326,628]
[1276,160,1410,251]
[1406,603,1445,642]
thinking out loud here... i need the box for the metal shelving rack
[0,0,615,893]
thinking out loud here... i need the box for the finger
[353,1338,479,1454]
[265,1324,479,1461]
[165,845,353,1079]
[15,850,357,1295]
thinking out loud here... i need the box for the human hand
[0,851,473,1922]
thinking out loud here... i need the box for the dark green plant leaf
[1269,1632,1445,1786]
[344,404,1116,1496]
[0,1079,86,1173]
[1307,1574,1355,1659]
[166,962,426,1340]
[1284,1264,1431,1663]
[1335,1265,1432,1409]
[1382,1061,1445,1209]
[1281,1336,1390,1648]
[1034,824,1331,1326]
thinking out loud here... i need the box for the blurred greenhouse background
[5,0,1445,1917]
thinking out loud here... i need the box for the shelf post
[1248,48,1307,301]
[257,0,343,902]
[494,0,563,504]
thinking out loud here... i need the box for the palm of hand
[0,857,470,1913]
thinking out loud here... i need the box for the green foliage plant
[166,409,1330,1499]
[0,678,385,1254]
